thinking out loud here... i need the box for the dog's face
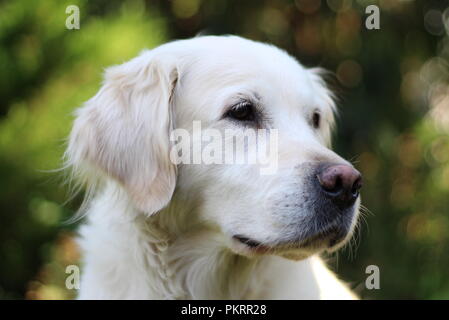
[68,36,362,261]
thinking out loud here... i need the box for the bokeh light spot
[336,59,363,87]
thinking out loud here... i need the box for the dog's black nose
[317,164,362,209]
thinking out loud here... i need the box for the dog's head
[68,36,362,260]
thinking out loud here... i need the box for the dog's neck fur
[136,215,268,299]
[78,184,271,299]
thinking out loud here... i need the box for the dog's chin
[230,229,352,261]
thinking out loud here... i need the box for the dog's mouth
[232,235,273,254]
[232,224,349,256]
[233,235,262,248]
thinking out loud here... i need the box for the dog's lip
[232,235,271,253]
[232,225,348,254]
[233,235,261,247]
[298,225,347,248]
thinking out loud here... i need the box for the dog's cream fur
[67,36,359,299]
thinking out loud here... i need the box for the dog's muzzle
[295,162,363,249]
[234,163,362,254]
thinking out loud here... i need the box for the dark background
[0,0,448,299]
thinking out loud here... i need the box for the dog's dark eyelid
[225,101,256,122]
[312,112,320,129]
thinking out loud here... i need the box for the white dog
[67,35,362,299]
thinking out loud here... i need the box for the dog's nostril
[351,177,363,197]
[317,164,362,208]
[326,176,342,193]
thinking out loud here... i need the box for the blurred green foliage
[0,0,448,299]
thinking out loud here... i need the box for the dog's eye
[226,102,256,122]
[312,112,321,129]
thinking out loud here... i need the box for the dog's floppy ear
[67,50,178,215]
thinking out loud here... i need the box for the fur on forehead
[169,36,338,145]
[167,36,337,106]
